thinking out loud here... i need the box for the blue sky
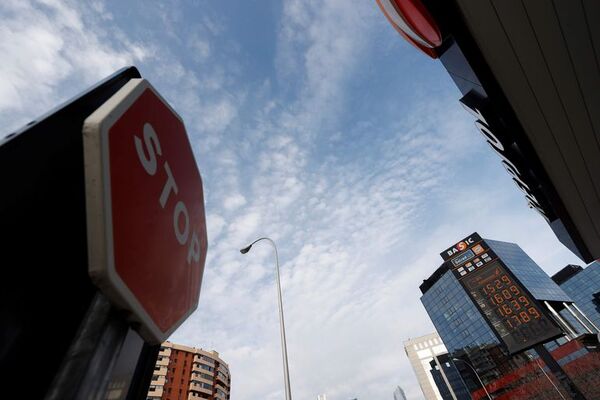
[0,1,584,399]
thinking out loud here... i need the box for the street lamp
[240,237,292,400]
[452,358,492,400]
[528,355,567,400]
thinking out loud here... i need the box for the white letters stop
[134,123,201,264]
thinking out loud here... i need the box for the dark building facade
[428,353,471,400]
[420,234,600,399]
[376,0,600,263]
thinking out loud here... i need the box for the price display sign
[462,261,562,353]
[445,233,563,354]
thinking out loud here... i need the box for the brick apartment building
[147,341,231,400]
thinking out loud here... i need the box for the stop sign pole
[82,78,208,344]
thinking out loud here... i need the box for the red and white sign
[375,0,442,58]
[83,79,207,343]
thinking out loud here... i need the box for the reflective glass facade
[421,239,572,357]
[421,269,498,355]
[485,240,572,302]
[420,237,600,399]
[558,262,600,329]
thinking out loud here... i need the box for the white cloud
[188,33,211,62]
[0,0,148,134]
[275,0,374,141]
[227,211,261,246]
[206,213,226,242]
[200,97,238,134]
[223,193,247,211]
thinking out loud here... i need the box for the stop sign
[83,78,207,343]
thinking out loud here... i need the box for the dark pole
[126,343,161,400]
[241,237,292,400]
[45,293,129,400]
[533,344,586,400]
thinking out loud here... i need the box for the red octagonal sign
[83,79,207,343]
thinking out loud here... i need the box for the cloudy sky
[0,1,585,399]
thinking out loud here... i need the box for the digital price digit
[528,307,540,319]
[461,260,563,353]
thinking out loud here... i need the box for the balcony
[215,372,229,385]
[217,364,229,375]
[154,366,168,376]
[158,347,172,357]
[156,357,169,366]
[192,363,214,375]
[147,386,163,398]
[150,375,166,386]
[194,354,215,365]
[216,380,229,389]
[215,391,227,400]
[189,382,212,395]
[190,375,213,386]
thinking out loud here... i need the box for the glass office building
[421,239,571,355]
[420,235,600,399]
[428,353,471,400]
[553,262,600,330]
[484,240,572,303]
[421,266,498,357]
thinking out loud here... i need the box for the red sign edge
[82,78,206,344]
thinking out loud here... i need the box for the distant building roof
[419,262,450,294]
[551,264,584,285]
